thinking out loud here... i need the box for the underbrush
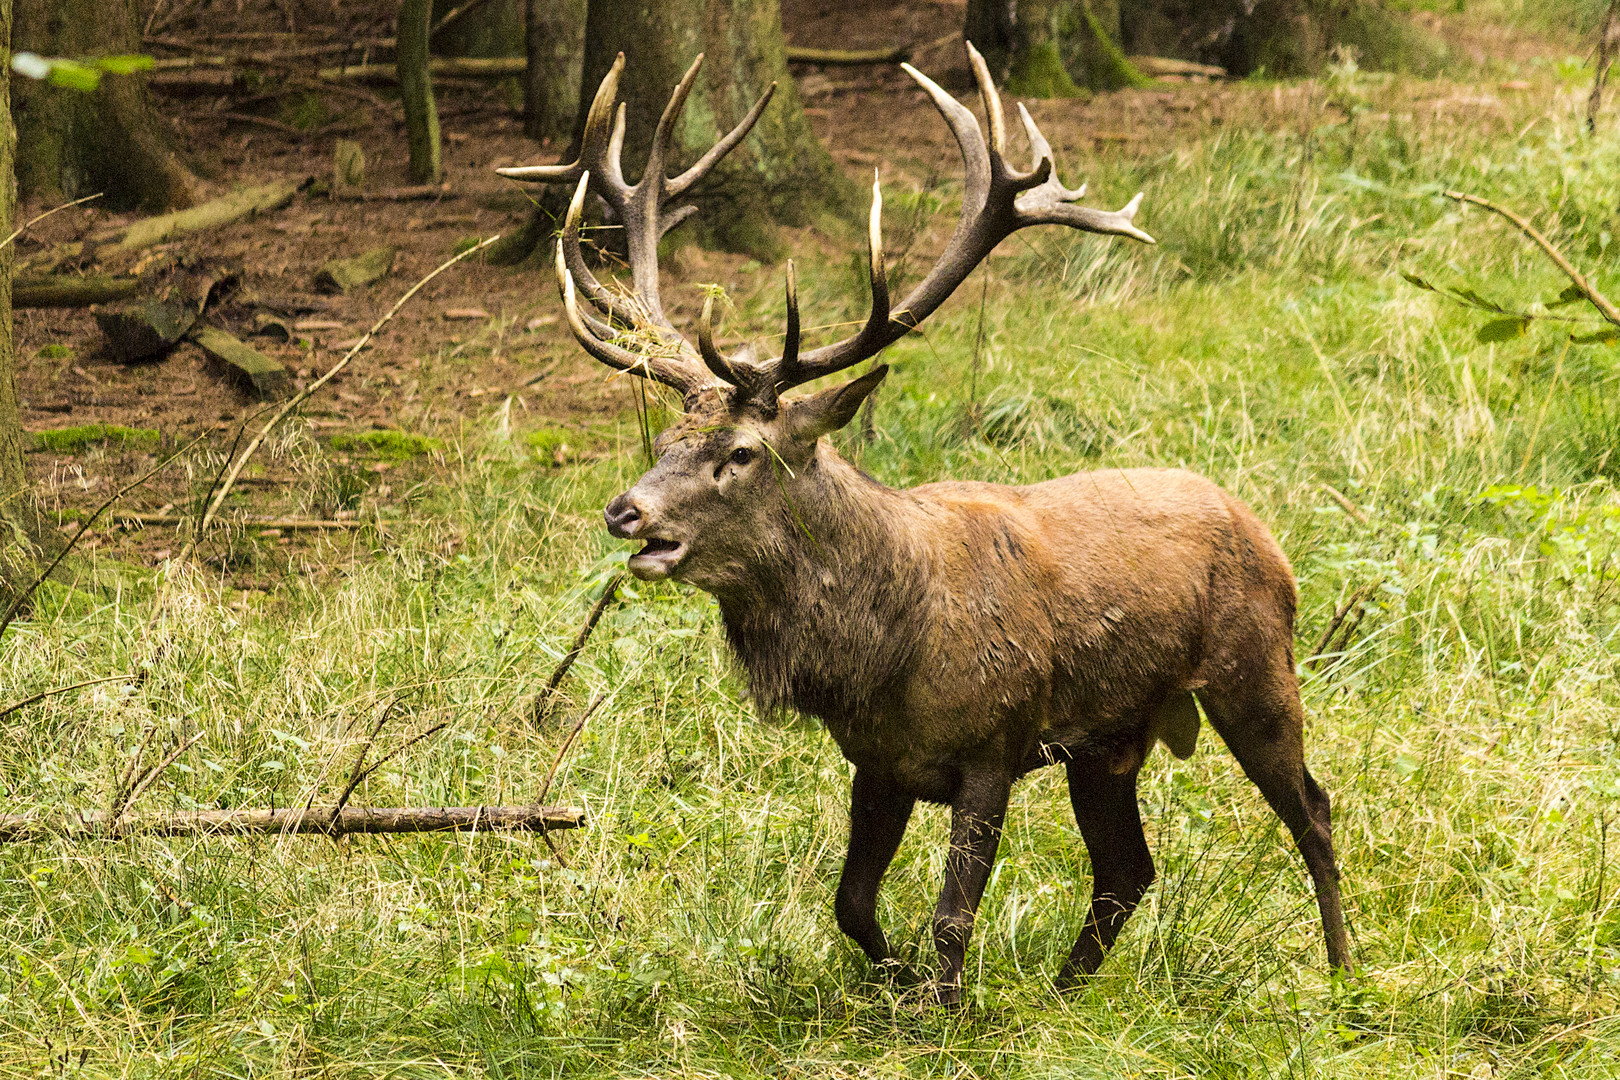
[4,57,1620,1080]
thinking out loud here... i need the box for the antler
[770,42,1152,394]
[501,44,1152,413]
[497,53,776,400]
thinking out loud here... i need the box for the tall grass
[2,63,1620,1080]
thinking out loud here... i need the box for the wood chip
[526,315,557,330]
[443,307,490,320]
[294,319,345,332]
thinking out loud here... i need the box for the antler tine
[560,173,638,326]
[965,41,1006,160]
[648,55,705,184]
[1016,103,1086,200]
[667,82,778,197]
[779,260,801,381]
[866,173,892,328]
[496,53,626,186]
[698,292,740,385]
[899,59,990,212]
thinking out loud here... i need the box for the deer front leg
[835,768,915,968]
[932,769,1011,1007]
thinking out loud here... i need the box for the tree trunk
[0,0,58,599]
[12,0,200,213]
[494,0,852,263]
[399,0,443,184]
[525,0,586,143]
[969,0,1146,95]
[1118,0,1438,77]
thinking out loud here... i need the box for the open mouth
[628,537,686,577]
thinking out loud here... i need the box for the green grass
[31,424,160,454]
[3,60,1620,1080]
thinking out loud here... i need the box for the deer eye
[730,446,754,466]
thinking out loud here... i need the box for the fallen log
[14,275,140,308]
[111,180,301,252]
[784,44,912,65]
[0,804,585,842]
[1127,55,1227,79]
[103,511,379,530]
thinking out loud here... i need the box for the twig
[173,234,500,565]
[533,575,622,724]
[535,693,606,867]
[0,194,103,251]
[537,694,605,808]
[1320,483,1369,525]
[429,0,496,38]
[0,432,208,646]
[1308,583,1377,670]
[327,699,396,823]
[1443,191,1620,326]
[110,726,158,821]
[0,675,137,723]
[346,723,448,791]
[101,511,382,530]
[1590,0,1620,132]
[116,731,205,821]
[194,409,264,549]
[0,804,585,842]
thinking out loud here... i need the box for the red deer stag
[499,45,1351,1003]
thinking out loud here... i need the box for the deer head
[498,44,1153,587]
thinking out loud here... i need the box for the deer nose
[604,493,642,538]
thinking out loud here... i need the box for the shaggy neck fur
[715,442,934,730]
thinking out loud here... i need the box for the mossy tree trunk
[968,0,1144,96]
[494,0,852,263]
[13,0,200,213]
[525,0,586,144]
[398,0,443,184]
[0,0,57,596]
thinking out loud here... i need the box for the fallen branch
[784,44,911,65]
[1320,483,1368,525]
[332,183,454,202]
[1443,190,1620,326]
[1590,0,1620,132]
[319,56,527,82]
[0,805,586,842]
[534,693,605,867]
[105,511,381,530]
[0,676,138,723]
[173,234,500,564]
[1308,583,1379,672]
[111,181,301,252]
[13,275,140,309]
[533,575,622,725]
[0,194,103,251]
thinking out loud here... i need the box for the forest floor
[5,1,1620,1078]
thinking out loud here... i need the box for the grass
[31,424,161,455]
[4,31,1620,1080]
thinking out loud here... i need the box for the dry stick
[1308,583,1377,670]
[533,575,622,724]
[339,724,448,797]
[1443,191,1620,326]
[116,731,206,823]
[0,805,585,842]
[1590,0,1620,133]
[110,726,158,821]
[0,676,137,723]
[316,698,395,820]
[534,693,607,867]
[0,432,209,646]
[1320,483,1369,525]
[174,234,501,566]
[0,193,103,251]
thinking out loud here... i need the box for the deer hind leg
[835,768,916,968]
[1055,754,1155,988]
[931,768,1012,1007]
[1197,671,1354,974]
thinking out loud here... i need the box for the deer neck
[715,442,930,725]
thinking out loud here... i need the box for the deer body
[506,43,1351,1003]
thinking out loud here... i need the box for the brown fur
[602,377,1353,1003]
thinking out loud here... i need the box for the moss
[1080,6,1153,90]
[36,344,72,359]
[328,430,444,461]
[1006,41,1087,99]
[525,425,589,466]
[32,424,160,454]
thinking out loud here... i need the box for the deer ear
[787,365,888,441]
